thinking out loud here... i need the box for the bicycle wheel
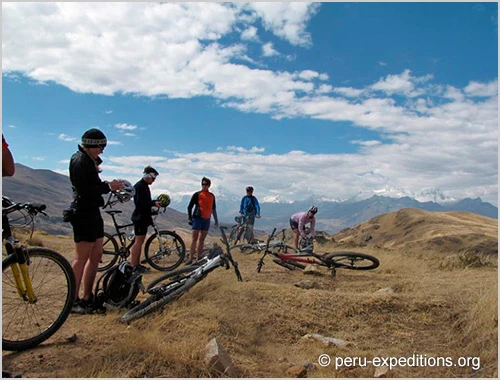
[228,226,238,245]
[232,244,260,255]
[2,248,76,351]
[99,232,119,272]
[144,230,186,271]
[323,252,380,270]
[121,277,198,323]
[146,266,198,291]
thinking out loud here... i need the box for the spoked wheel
[2,248,76,351]
[144,231,186,271]
[99,232,120,272]
[323,252,380,270]
[121,277,198,323]
[232,244,260,255]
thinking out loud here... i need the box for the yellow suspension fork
[9,246,37,303]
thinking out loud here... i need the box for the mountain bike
[228,215,251,246]
[233,228,295,254]
[99,195,186,272]
[2,199,76,351]
[120,226,242,323]
[257,228,380,277]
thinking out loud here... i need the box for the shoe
[135,264,151,273]
[70,298,94,315]
[184,260,193,266]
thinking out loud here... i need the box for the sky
[2,2,498,207]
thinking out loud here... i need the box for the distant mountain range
[2,163,497,235]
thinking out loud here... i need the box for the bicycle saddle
[105,210,122,215]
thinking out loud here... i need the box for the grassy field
[2,209,498,378]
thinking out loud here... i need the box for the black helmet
[308,206,318,215]
[246,186,254,192]
[81,128,107,148]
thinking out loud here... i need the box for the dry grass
[2,209,498,378]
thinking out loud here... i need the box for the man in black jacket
[130,166,160,272]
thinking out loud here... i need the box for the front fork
[7,244,37,303]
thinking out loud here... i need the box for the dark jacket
[131,179,155,224]
[69,145,110,210]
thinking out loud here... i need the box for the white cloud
[58,133,77,142]
[241,26,259,42]
[115,123,137,131]
[262,42,278,57]
[464,80,498,97]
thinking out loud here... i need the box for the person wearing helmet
[68,128,124,314]
[130,166,161,272]
[290,206,318,249]
[186,177,218,264]
[239,186,261,243]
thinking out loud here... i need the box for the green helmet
[157,193,171,208]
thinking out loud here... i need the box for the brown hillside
[2,211,498,378]
[333,208,498,256]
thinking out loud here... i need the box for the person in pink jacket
[289,206,318,249]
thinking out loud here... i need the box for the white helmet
[113,180,135,203]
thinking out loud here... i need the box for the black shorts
[289,218,299,230]
[71,209,104,243]
[134,220,151,236]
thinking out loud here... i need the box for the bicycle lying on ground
[2,199,76,351]
[233,228,295,254]
[120,226,242,323]
[100,194,186,272]
[257,228,380,277]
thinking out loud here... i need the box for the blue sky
[2,2,498,206]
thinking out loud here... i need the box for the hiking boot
[134,264,151,273]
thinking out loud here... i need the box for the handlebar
[219,226,243,282]
[256,228,277,273]
[2,199,48,217]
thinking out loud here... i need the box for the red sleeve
[2,135,9,151]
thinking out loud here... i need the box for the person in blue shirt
[239,186,261,243]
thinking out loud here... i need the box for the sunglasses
[202,182,210,186]
[97,144,106,151]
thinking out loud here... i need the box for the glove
[188,219,193,226]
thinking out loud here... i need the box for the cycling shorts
[71,209,104,243]
[133,219,150,236]
[192,217,210,231]
[289,218,299,230]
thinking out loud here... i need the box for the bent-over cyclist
[290,206,318,249]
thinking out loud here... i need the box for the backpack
[245,196,256,213]
[94,261,144,310]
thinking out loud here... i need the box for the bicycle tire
[228,226,238,245]
[99,232,120,272]
[121,277,198,323]
[232,243,261,255]
[144,230,186,271]
[323,252,380,270]
[146,266,198,292]
[2,248,76,351]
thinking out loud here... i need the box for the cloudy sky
[2,2,498,206]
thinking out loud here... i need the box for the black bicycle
[120,226,242,323]
[257,228,380,276]
[2,199,76,351]
[100,195,186,272]
[228,214,252,246]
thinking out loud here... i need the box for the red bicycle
[256,228,379,277]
